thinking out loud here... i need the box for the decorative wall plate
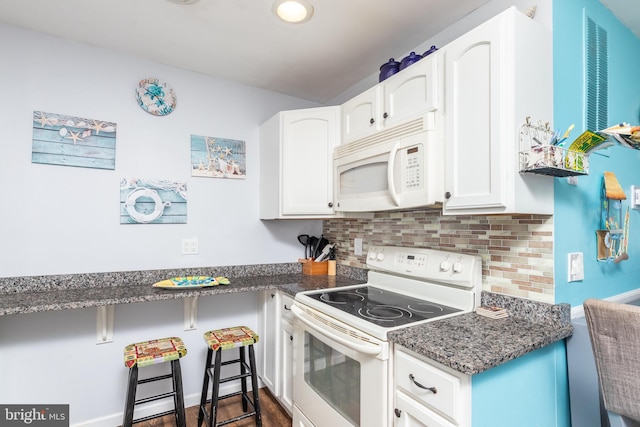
[136,78,177,116]
[153,276,218,289]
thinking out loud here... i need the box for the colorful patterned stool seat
[204,326,259,352]
[122,336,187,427]
[124,336,187,368]
[198,326,262,427]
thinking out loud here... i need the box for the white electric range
[291,245,482,427]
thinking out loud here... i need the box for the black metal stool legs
[123,365,139,427]
[239,347,248,412]
[171,359,186,427]
[198,344,262,427]
[248,345,263,427]
[198,348,214,427]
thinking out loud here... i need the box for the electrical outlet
[568,252,584,282]
[182,238,199,255]
[631,185,640,209]
[354,238,363,256]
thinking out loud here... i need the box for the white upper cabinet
[342,54,442,144]
[260,106,341,219]
[442,7,554,215]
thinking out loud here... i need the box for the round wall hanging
[135,78,177,116]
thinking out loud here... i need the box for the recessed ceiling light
[273,0,314,24]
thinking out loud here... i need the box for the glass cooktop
[306,285,461,328]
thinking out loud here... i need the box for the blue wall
[554,0,640,307]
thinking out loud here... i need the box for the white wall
[0,22,322,277]
[0,22,323,425]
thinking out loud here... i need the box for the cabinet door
[259,291,279,395]
[341,86,381,144]
[282,107,339,215]
[442,16,507,212]
[383,54,441,129]
[280,319,294,414]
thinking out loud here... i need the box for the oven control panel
[366,246,481,289]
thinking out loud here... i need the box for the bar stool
[198,326,262,427]
[122,336,187,427]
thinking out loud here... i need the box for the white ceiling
[0,1,636,103]
[599,0,640,39]
[0,0,492,103]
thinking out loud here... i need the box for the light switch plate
[568,252,584,282]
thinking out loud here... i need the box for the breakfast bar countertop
[0,263,367,316]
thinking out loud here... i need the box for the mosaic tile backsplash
[323,211,554,303]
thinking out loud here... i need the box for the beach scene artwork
[120,178,187,225]
[191,135,246,179]
[32,111,116,170]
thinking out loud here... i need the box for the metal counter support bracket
[184,296,198,331]
[96,305,114,344]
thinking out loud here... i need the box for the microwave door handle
[387,141,401,207]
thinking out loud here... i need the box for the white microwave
[334,113,443,212]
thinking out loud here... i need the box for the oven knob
[453,262,463,273]
[440,259,451,271]
[377,252,385,261]
[369,251,377,260]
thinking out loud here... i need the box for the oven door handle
[291,305,382,356]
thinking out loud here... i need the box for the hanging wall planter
[596,171,629,263]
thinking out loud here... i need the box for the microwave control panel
[400,145,423,190]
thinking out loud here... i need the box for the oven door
[291,303,389,427]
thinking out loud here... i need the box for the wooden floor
[129,388,292,427]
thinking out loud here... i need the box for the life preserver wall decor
[120,178,187,224]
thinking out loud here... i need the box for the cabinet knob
[444,191,451,199]
[409,374,437,394]
[369,118,375,124]
[270,293,275,298]
[328,202,333,208]
[383,112,389,119]
[284,305,291,311]
[289,335,293,341]
[394,408,402,418]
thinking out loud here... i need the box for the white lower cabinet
[394,346,470,427]
[259,290,294,414]
[279,294,294,413]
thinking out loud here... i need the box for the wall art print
[191,135,246,179]
[32,111,116,170]
[120,178,187,224]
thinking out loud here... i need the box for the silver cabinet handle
[409,374,437,394]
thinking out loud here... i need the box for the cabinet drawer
[395,349,463,423]
[395,390,455,427]
[281,293,295,323]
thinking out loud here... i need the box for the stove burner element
[319,292,364,305]
[408,302,445,314]
[355,287,383,295]
[305,285,463,328]
[359,305,413,322]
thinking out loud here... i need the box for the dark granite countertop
[0,265,572,377]
[0,263,366,316]
[388,292,573,375]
